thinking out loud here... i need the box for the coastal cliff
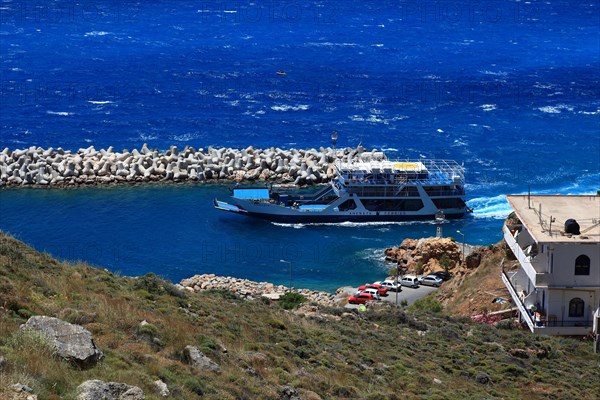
[0,145,379,187]
[0,232,598,399]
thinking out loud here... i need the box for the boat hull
[234,210,465,223]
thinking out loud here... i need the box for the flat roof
[506,195,600,244]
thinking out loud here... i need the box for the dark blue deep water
[1,1,599,291]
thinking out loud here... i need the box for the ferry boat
[214,153,471,223]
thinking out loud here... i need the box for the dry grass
[0,232,598,399]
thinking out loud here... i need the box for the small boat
[214,152,471,223]
[276,70,286,76]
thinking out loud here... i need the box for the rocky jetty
[0,144,382,187]
[178,274,341,307]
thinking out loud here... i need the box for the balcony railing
[503,224,553,286]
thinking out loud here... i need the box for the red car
[357,283,388,296]
[348,292,376,305]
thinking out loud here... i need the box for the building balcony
[503,224,552,287]
[502,270,593,335]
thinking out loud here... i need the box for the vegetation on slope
[0,232,598,399]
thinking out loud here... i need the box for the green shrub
[266,318,287,330]
[414,261,425,275]
[278,292,306,310]
[408,296,442,314]
[439,253,451,270]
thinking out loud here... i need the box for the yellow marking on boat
[393,162,419,170]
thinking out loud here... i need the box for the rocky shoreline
[0,144,382,187]
[178,274,343,307]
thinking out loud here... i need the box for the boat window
[432,198,464,209]
[574,255,590,275]
[362,199,423,212]
[338,200,357,211]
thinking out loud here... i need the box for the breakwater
[0,145,381,187]
[178,274,343,307]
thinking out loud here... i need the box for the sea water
[0,0,598,291]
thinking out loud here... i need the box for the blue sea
[0,0,599,291]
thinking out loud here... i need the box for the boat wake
[270,220,440,229]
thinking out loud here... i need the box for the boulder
[279,385,301,400]
[466,251,481,269]
[153,380,169,397]
[76,380,144,400]
[10,383,37,400]
[21,316,104,368]
[183,345,221,373]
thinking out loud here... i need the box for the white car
[399,275,420,288]
[419,274,444,287]
[359,288,381,300]
[374,280,402,292]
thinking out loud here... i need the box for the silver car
[419,274,443,287]
[399,275,420,288]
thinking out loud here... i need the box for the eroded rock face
[183,345,221,373]
[76,380,144,400]
[385,237,462,275]
[21,316,104,368]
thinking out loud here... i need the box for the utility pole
[456,230,465,266]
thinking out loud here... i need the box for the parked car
[348,292,376,304]
[419,274,444,287]
[357,283,388,296]
[374,280,402,292]
[431,271,452,281]
[359,288,381,300]
[399,275,420,288]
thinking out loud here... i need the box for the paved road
[342,285,439,309]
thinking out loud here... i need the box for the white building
[502,195,600,336]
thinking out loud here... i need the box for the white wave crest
[46,111,73,116]
[479,70,508,76]
[87,100,113,105]
[537,104,574,114]
[467,194,511,219]
[271,104,310,112]
[578,108,600,115]
[173,133,196,142]
[84,31,112,37]
[305,42,359,47]
[480,104,497,112]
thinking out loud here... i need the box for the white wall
[546,289,599,322]
[550,244,600,287]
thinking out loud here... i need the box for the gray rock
[77,380,144,400]
[475,373,490,385]
[11,383,33,393]
[279,385,301,400]
[21,316,104,368]
[153,379,169,397]
[183,345,221,373]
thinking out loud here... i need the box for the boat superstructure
[214,154,470,223]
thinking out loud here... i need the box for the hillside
[434,244,513,317]
[0,232,598,399]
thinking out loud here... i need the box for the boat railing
[335,159,465,183]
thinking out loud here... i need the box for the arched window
[568,298,584,318]
[574,255,590,275]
